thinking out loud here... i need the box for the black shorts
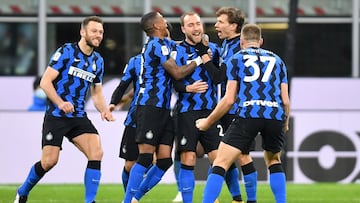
[176,110,221,153]
[42,115,98,149]
[220,114,255,154]
[223,117,285,154]
[119,126,138,161]
[135,105,175,147]
[220,113,236,131]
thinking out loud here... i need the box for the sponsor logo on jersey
[68,66,96,82]
[242,100,279,107]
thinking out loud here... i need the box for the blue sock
[124,163,147,202]
[134,165,165,200]
[174,159,181,190]
[84,168,101,203]
[270,172,286,203]
[122,168,129,192]
[207,164,212,176]
[202,173,224,203]
[243,171,258,201]
[269,164,286,203]
[179,166,195,203]
[18,164,42,196]
[225,166,241,199]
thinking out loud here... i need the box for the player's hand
[194,42,209,57]
[101,110,115,122]
[195,118,210,131]
[186,80,208,93]
[202,34,209,46]
[58,101,75,114]
[283,121,289,132]
[108,104,116,112]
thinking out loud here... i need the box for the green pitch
[1,183,359,202]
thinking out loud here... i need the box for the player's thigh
[176,111,200,152]
[212,142,241,171]
[261,119,285,153]
[73,133,102,160]
[135,105,170,146]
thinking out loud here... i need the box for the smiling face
[181,13,204,45]
[214,14,237,40]
[81,20,104,48]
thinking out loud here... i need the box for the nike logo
[188,53,195,58]
[74,58,81,62]
[182,187,192,191]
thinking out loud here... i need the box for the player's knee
[181,151,196,166]
[137,153,153,168]
[93,148,104,160]
[156,158,173,171]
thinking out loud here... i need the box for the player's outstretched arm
[91,84,115,121]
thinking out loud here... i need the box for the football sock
[269,164,286,203]
[134,164,165,200]
[202,166,225,203]
[124,153,153,202]
[225,163,242,201]
[179,165,195,203]
[18,161,46,196]
[84,161,101,203]
[242,162,257,202]
[173,157,181,191]
[122,167,130,192]
[124,163,147,202]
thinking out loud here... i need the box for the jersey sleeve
[154,39,171,65]
[48,44,70,71]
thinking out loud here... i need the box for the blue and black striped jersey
[46,42,104,118]
[122,54,141,128]
[219,37,241,114]
[136,37,174,109]
[226,47,288,120]
[175,41,220,113]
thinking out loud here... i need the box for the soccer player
[109,54,141,193]
[173,12,243,203]
[196,23,290,203]
[123,11,201,203]
[14,16,115,203]
[213,7,258,203]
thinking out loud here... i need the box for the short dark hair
[216,7,245,33]
[82,16,103,28]
[140,11,159,35]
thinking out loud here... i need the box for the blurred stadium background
[1,0,360,186]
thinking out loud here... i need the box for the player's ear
[259,37,264,46]
[80,28,85,37]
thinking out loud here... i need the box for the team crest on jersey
[146,130,154,139]
[161,45,169,56]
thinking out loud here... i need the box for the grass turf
[1,183,359,202]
